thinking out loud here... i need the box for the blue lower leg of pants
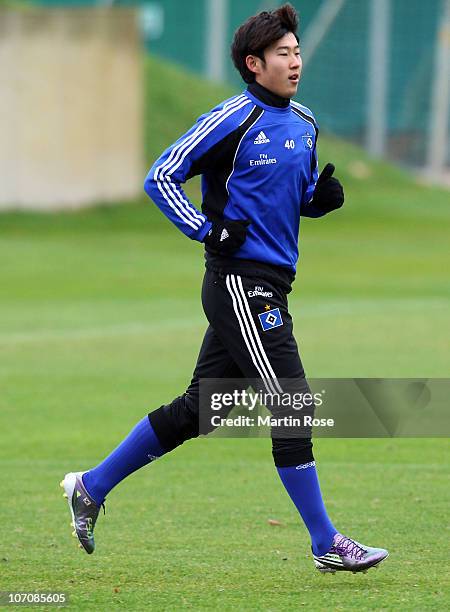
[82,416,165,505]
[277,461,337,556]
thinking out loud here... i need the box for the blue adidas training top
[144,83,323,273]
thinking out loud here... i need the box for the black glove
[203,219,250,254]
[311,163,344,213]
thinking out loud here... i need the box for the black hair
[231,3,299,84]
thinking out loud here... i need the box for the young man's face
[246,32,302,99]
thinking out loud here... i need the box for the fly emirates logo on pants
[249,153,277,167]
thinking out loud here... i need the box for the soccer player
[61,4,388,574]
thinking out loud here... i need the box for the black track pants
[149,269,314,467]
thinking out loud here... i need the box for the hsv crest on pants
[258,307,283,331]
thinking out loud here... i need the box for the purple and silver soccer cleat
[60,472,104,554]
[313,533,388,574]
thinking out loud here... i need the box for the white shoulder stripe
[291,100,316,119]
[291,106,317,134]
[160,97,252,180]
[155,95,246,182]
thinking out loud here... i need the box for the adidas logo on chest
[253,130,270,145]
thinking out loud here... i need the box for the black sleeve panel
[291,107,319,177]
[311,126,319,177]
[186,106,263,222]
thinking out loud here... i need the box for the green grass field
[0,57,449,610]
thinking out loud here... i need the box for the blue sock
[82,416,165,505]
[277,461,337,556]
